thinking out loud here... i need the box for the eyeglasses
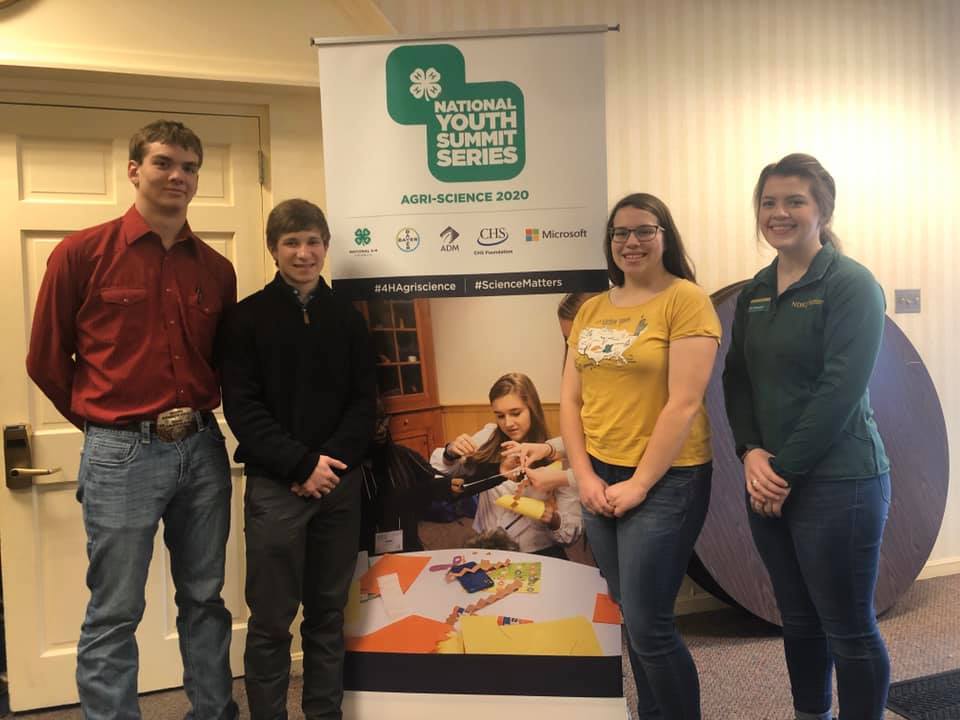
[608,225,663,244]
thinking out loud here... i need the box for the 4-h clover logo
[354,228,372,246]
[409,67,442,101]
[387,45,525,182]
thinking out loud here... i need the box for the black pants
[243,470,361,720]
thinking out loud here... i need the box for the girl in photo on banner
[561,193,720,719]
[723,153,891,720]
[430,372,582,558]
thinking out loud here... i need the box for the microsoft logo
[525,228,540,242]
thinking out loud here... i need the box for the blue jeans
[748,473,891,720]
[586,458,711,720]
[76,416,238,720]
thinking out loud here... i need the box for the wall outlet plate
[894,288,921,314]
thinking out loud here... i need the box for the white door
[0,103,264,711]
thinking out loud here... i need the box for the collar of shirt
[119,205,199,251]
[757,241,837,293]
[269,272,331,306]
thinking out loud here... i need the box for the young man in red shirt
[27,120,239,719]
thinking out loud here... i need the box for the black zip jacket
[218,274,376,485]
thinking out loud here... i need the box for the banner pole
[311,23,620,48]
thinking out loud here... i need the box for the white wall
[0,0,393,86]
[376,0,960,567]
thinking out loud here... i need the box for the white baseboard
[671,556,960,617]
[917,556,960,579]
[675,593,726,616]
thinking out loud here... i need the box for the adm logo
[396,227,421,252]
[476,227,508,247]
[440,226,460,252]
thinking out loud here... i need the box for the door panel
[0,102,263,710]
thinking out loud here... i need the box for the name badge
[375,529,404,555]
[748,297,771,313]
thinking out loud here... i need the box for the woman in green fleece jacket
[723,154,891,720]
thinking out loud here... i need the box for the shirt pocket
[185,291,223,358]
[100,286,147,306]
[96,287,148,337]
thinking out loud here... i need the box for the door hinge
[258,149,266,185]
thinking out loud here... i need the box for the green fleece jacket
[723,243,890,484]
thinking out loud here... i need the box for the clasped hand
[290,454,346,499]
[579,472,649,518]
[744,448,791,517]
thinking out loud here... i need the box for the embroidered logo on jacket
[791,298,824,309]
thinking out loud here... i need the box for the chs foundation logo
[476,227,508,247]
[386,44,526,183]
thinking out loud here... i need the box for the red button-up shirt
[26,205,237,428]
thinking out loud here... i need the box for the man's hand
[290,454,346,499]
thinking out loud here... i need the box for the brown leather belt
[88,408,211,443]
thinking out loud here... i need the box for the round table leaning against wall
[689,281,949,625]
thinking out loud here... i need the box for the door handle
[4,424,65,489]
[10,466,62,478]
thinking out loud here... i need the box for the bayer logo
[396,227,421,252]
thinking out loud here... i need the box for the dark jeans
[586,458,711,720]
[748,473,891,720]
[244,470,362,720]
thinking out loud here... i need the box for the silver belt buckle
[156,407,196,442]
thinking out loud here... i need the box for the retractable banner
[315,28,609,299]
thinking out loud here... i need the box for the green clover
[409,67,442,101]
[354,227,371,246]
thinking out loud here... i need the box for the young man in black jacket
[219,199,376,719]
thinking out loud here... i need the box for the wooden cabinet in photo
[356,299,443,456]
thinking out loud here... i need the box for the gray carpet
[8,573,958,719]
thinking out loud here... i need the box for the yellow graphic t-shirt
[568,280,721,467]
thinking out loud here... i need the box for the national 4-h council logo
[354,228,372,246]
[386,44,526,183]
[396,227,421,252]
[349,227,378,256]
